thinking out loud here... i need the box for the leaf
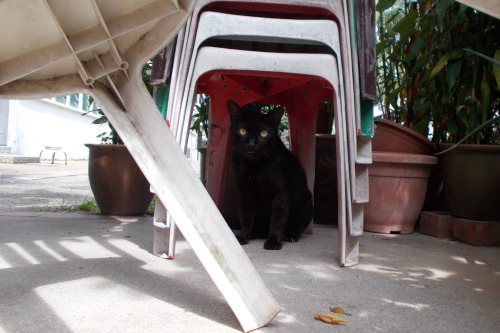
[463,48,500,67]
[413,51,430,73]
[447,120,458,137]
[386,10,403,27]
[480,79,491,123]
[457,3,469,16]
[376,0,397,13]
[410,38,425,56]
[449,49,465,60]
[92,116,108,125]
[445,60,462,91]
[393,10,419,41]
[413,117,431,135]
[414,98,431,112]
[435,0,454,24]
[430,53,451,80]
[314,313,348,324]
[330,307,352,316]
[494,49,500,90]
[470,106,480,138]
[376,40,394,54]
[456,106,469,126]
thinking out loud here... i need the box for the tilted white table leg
[91,75,280,333]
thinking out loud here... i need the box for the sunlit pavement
[0,162,499,332]
[0,211,499,332]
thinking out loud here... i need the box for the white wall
[6,99,103,160]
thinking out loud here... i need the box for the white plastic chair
[184,46,359,266]
[169,0,369,159]
[155,0,371,267]
[180,11,370,204]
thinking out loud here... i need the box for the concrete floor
[1,162,499,332]
[0,161,93,211]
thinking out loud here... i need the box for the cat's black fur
[227,100,313,250]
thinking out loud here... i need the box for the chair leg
[286,102,318,193]
[205,97,232,209]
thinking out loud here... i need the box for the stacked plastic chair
[152,0,376,267]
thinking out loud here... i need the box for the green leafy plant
[83,96,123,144]
[70,196,156,215]
[377,0,500,144]
[147,195,156,215]
[71,198,100,212]
[190,93,210,147]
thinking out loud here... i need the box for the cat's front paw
[236,235,249,245]
[264,238,282,250]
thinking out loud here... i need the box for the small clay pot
[364,151,438,234]
[373,119,435,154]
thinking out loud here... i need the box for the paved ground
[0,161,93,211]
[0,160,200,212]
[1,161,499,332]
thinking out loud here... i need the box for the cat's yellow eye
[239,128,247,135]
[260,130,268,137]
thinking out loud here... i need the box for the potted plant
[83,63,155,216]
[374,0,500,231]
[362,0,441,234]
[412,1,500,222]
[375,0,499,144]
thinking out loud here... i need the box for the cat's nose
[247,139,256,149]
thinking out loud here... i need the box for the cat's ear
[227,100,242,119]
[269,105,285,126]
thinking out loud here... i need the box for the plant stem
[435,115,500,155]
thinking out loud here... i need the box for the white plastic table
[0,1,280,331]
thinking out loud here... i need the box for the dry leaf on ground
[314,313,348,325]
[330,306,352,316]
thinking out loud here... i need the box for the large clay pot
[364,152,438,233]
[85,144,153,216]
[373,118,435,154]
[440,144,500,221]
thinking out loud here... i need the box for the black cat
[227,100,313,250]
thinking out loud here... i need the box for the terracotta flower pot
[373,118,435,154]
[440,144,500,221]
[85,144,153,216]
[364,152,438,233]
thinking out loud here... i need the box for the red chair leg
[204,97,232,209]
